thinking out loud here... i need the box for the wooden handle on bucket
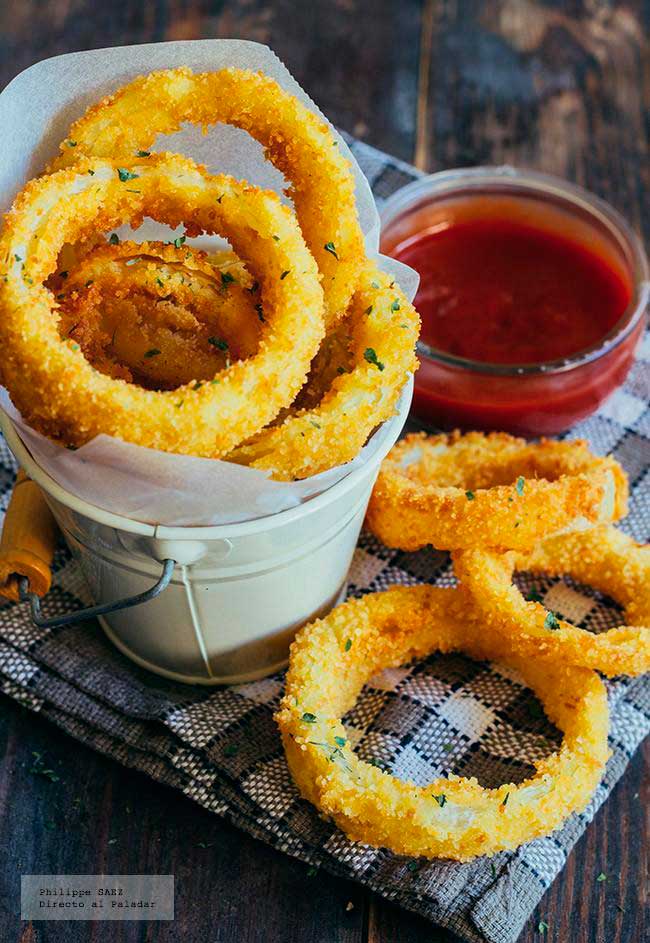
[0,469,58,601]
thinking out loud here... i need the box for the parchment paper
[0,40,418,526]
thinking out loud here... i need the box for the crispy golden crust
[365,431,628,551]
[276,585,609,860]
[227,265,420,479]
[57,241,260,388]
[0,153,324,455]
[48,67,365,327]
[453,525,650,677]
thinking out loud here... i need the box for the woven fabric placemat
[1,138,648,943]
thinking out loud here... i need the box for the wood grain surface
[0,2,648,942]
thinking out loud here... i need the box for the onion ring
[276,584,609,860]
[0,153,324,455]
[453,524,650,677]
[365,431,628,551]
[49,67,365,327]
[227,265,420,479]
[57,241,260,387]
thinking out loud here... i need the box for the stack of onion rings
[0,66,418,478]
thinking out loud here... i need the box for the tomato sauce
[394,219,631,365]
[381,188,644,436]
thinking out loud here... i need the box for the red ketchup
[381,190,644,436]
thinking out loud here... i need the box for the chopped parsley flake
[543,611,561,631]
[538,920,549,934]
[302,712,317,724]
[310,420,321,429]
[109,233,120,245]
[465,490,475,501]
[502,792,510,807]
[117,167,139,182]
[87,169,95,175]
[144,349,161,358]
[125,258,142,266]
[221,271,236,286]
[156,277,165,288]
[324,241,339,259]
[364,347,384,371]
[175,399,184,409]
[371,280,380,289]
[208,337,229,351]
[390,298,401,312]
[280,270,290,280]
[441,743,454,754]
[596,872,607,883]
[136,150,151,157]
[255,303,265,322]
[365,305,373,315]
[333,736,346,748]
[14,254,21,262]
[407,861,419,873]
[526,590,544,604]
[433,794,447,807]
[66,140,77,147]
[515,475,525,495]
[173,235,186,249]
[344,638,352,652]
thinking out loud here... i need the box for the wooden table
[1,3,648,941]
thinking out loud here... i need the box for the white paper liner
[0,40,419,526]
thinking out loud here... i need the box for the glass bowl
[380,166,649,436]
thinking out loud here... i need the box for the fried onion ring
[365,431,628,551]
[227,265,420,479]
[276,584,609,860]
[56,241,260,388]
[454,525,650,677]
[49,67,365,327]
[0,153,324,455]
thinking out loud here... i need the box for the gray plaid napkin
[1,140,648,943]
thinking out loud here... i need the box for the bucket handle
[18,558,176,630]
[0,469,175,629]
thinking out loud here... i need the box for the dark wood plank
[0,0,422,162]
[0,695,367,943]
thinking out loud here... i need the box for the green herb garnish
[117,167,139,182]
[144,349,161,358]
[364,347,384,371]
[324,241,338,259]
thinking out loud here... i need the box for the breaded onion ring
[227,266,420,479]
[57,241,260,388]
[64,240,261,362]
[49,67,365,327]
[454,525,650,677]
[0,153,324,455]
[365,431,628,551]
[276,584,609,861]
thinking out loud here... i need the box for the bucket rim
[0,378,413,539]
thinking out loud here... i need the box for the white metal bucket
[0,382,412,685]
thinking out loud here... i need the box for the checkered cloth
[1,140,648,943]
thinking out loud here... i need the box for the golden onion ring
[49,67,365,327]
[0,153,324,455]
[228,265,420,479]
[365,431,628,551]
[57,241,261,387]
[276,584,609,861]
[454,524,650,677]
